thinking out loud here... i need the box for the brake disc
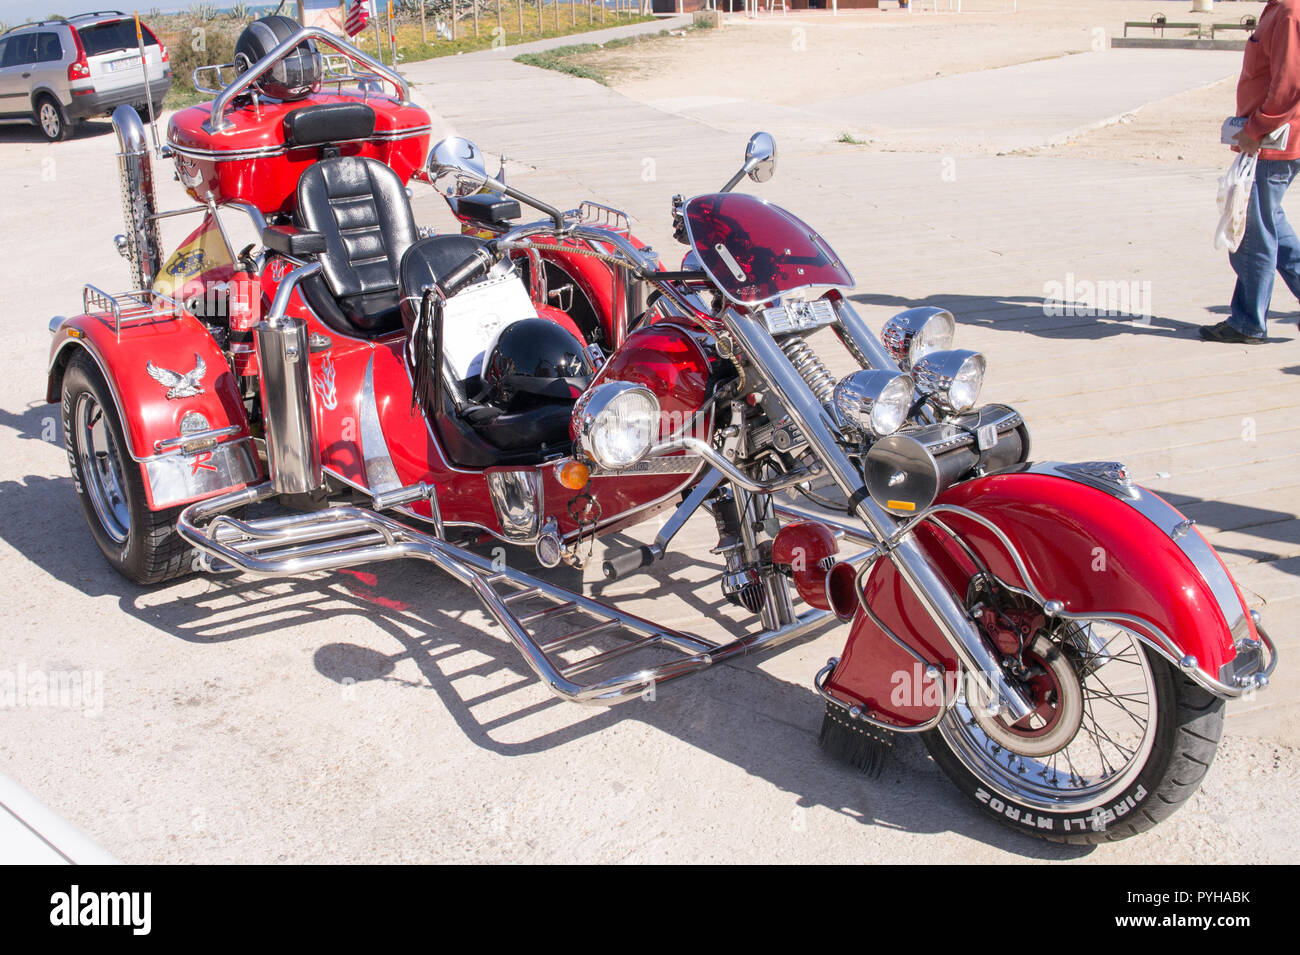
[966,635,1084,758]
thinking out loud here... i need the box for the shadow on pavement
[852,292,1299,343]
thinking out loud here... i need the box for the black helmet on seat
[482,319,592,412]
[234,15,322,102]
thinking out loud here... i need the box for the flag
[344,0,371,37]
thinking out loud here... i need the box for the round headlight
[833,370,915,438]
[880,307,955,370]
[911,349,986,412]
[573,382,660,470]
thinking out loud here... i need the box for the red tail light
[159,43,169,63]
[67,27,90,81]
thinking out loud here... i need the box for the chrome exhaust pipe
[111,105,163,291]
[255,317,322,495]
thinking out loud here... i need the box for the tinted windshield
[78,20,159,56]
[683,193,853,305]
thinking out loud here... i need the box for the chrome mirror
[744,131,776,183]
[721,131,777,193]
[429,136,565,229]
[428,136,496,197]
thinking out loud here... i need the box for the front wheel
[61,352,193,585]
[923,618,1224,844]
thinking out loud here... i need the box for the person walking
[1206,0,1300,344]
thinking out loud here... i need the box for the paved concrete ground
[0,24,1296,863]
[641,48,1242,150]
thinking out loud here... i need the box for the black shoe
[1199,321,1266,344]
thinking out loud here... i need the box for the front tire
[61,352,193,585]
[35,94,73,142]
[923,621,1225,844]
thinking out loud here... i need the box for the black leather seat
[294,155,417,338]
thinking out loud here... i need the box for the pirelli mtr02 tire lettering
[61,352,193,585]
[922,621,1225,845]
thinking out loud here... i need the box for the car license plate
[108,56,142,72]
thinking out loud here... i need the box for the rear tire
[61,352,193,585]
[35,94,73,142]
[923,630,1224,844]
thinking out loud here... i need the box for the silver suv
[0,11,173,142]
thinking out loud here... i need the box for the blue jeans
[1228,157,1300,338]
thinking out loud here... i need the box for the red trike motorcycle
[45,17,1276,843]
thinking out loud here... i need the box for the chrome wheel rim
[938,620,1158,812]
[40,102,60,139]
[75,392,130,544]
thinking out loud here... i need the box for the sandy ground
[570,0,1261,163]
[0,2,1296,864]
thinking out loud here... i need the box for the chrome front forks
[723,301,1036,722]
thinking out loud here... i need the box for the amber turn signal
[558,460,590,490]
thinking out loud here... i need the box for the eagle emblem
[146,354,206,399]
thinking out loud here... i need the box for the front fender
[47,309,260,510]
[826,463,1262,727]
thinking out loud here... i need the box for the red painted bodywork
[825,472,1246,727]
[581,322,713,442]
[167,94,431,216]
[46,309,257,510]
[52,85,710,542]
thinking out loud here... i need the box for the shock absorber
[780,335,837,407]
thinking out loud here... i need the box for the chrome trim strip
[358,353,402,494]
[153,424,242,454]
[167,125,433,163]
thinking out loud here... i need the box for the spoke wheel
[945,622,1157,811]
[923,589,1227,843]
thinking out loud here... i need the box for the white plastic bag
[1214,153,1257,252]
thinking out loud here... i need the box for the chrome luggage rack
[178,483,865,705]
[571,201,631,236]
[82,285,183,341]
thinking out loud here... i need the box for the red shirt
[1238,0,1300,159]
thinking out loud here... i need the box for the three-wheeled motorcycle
[45,16,1276,843]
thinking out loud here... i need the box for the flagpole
[133,10,160,155]
[387,1,396,63]
[373,0,383,62]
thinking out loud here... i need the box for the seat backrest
[295,155,417,302]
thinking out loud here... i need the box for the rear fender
[826,463,1256,726]
[47,310,260,510]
